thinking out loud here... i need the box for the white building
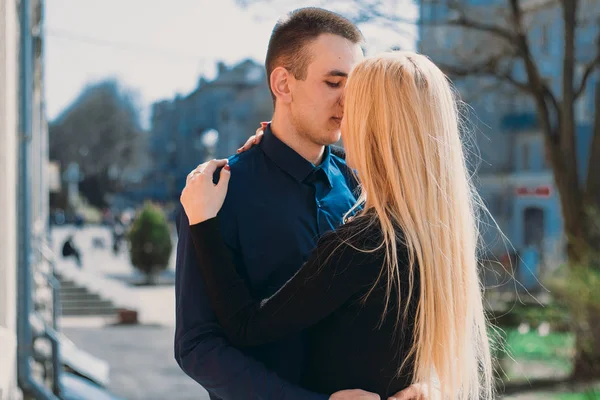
[1,0,56,398]
[0,0,23,397]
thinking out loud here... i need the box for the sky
[44,0,418,124]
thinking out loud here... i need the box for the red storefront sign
[515,185,552,197]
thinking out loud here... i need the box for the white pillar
[0,0,23,398]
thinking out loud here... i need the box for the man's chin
[320,133,341,146]
[307,125,341,146]
[323,126,342,145]
[330,131,342,144]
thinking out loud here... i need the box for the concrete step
[54,273,119,317]
[61,305,119,316]
[62,309,118,317]
[62,299,114,308]
[60,291,102,301]
[58,278,76,285]
[59,286,92,295]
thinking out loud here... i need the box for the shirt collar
[260,124,333,187]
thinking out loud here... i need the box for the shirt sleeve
[189,217,373,347]
[174,208,328,400]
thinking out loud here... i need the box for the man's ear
[270,67,293,104]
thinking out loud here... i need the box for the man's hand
[330,389,380,400]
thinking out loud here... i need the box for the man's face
[289,34,363,146]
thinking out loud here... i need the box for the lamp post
[64,162,83,211]
[201,129,219,161]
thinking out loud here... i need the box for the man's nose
[338,90,346,108]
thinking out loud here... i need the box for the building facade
[146,59,273,202]
[0,0,22,396]
[418,0,598,285]
[1,1,116,398]
[1,0,57,397]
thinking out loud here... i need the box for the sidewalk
[52,225,210,399]
[63,325,209,400]
[52,225,177,326]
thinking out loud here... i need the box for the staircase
[56,273,119,317]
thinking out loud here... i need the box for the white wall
[0,0,22,398]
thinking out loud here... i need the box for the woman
[181,51,494,399]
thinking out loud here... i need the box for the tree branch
[520,0,560,13]
[543,85,561,118]
[498,71,534,93]
[574,30,600,99]
[585,82,600,205]
[440,16,516,43]
[351,0,418,26]
[421,0,516,42]
[507,0,559,137]
[437,58,531,93]
[561,0,578,108]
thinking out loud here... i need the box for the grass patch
[505,329,574,361]
[555,390,600,399]
[493,328,574,382]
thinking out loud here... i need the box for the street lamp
[201,129,219,160]
[64,162,83,210]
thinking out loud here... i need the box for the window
[486,195,500,217]
[429,0,439,22]
[434,26,447,48]
[521,142,530,171]
[576,97,592,124]
[523,207,545,248]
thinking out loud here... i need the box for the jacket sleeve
[189,217,371,347]
[174,207,328,400]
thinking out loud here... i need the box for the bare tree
[419,0,600,378]
[433,0,599,259]
[49,80,145,208]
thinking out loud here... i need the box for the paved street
[52,225,210,399]
[63,325,209,400]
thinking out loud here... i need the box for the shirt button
[316,201,321,208]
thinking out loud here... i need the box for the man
[175,8,424,400]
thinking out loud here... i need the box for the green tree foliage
[127,203,172,284]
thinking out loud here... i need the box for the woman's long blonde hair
[341,51,494,399]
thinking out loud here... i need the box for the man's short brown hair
[265,7,363,102]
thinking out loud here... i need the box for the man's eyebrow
[325,70,348,78]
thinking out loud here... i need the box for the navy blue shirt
[175,125,359,400]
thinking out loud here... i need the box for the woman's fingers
[237,135,255,153]
[200,159,228,176]
[181,159,231,225]
[187,159,228,181]
[237,122,269,153]
[255,128,265,144]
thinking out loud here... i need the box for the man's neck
[270,113,325,166]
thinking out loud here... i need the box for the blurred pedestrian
[61,234,82,268]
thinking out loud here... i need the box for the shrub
[127,202,172,284]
